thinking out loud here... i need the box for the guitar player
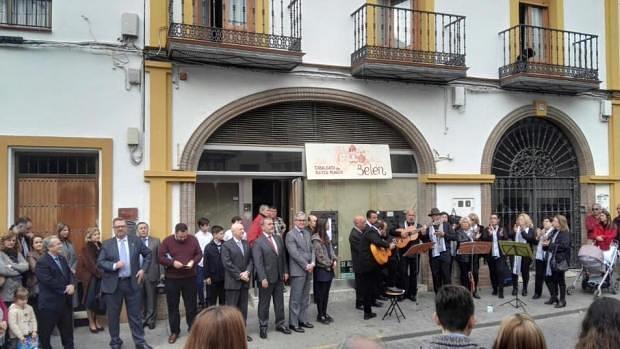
[393,209,429,302]
[357,211,396,320]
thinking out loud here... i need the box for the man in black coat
[204,225,226,306]
[356,215,395,320]
[425,208,457,293]
[480,214,509,299]
[35,235,75,349]
[252,217,291,339]
[348,215,366,310]
[98,218,153,349]
[222,223,254,342]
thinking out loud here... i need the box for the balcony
[167,0,303,70]
[0,0,52,31]
[351,4,467,82]
[499,25,600,93]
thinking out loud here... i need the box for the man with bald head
[221,223,254,342]
[349,216,367,310]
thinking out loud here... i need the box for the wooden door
[16,177,98,256]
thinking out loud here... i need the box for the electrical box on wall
[452,198,475,217]
[600,100,612,122]
[121,13,139,39]
[452,86,465,107]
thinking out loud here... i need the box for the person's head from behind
[576,297,620,349]
[433,285,475,335]
[184,305,247,349]
[492,313,547,349]
[14,287,29,308]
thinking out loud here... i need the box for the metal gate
[492,177,580,264]
[491,117,581,264]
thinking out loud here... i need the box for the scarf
[512,226,528,275]
[429,223,446,258]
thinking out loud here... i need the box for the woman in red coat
[590,210,617,251]
[76,227,103,333]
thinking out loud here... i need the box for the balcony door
[195,0,255,32]
[519,3,549,63]
[373,0,414,49]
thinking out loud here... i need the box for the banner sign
[305,143,392,180]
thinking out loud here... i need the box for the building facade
[2,0,620,276]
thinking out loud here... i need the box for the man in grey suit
[98,218,153,349]
[253,217,291,339]
[222,223,254,342]
[137,222,163,330]
[286,211,315,332]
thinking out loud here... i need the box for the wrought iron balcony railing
[168,0,302,52]
[351,3,466,68]
[0,0,51,30]
[499,25,599,82]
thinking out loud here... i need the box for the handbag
[92,278,107,315]
[551,244,569,272]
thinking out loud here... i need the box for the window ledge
[0,24,51,33]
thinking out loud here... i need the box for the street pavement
[55,272,616,348]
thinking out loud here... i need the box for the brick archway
[178,87,437,229]
[480,104,596,225]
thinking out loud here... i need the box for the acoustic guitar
[396,232,419,249]
[370,243,392,265]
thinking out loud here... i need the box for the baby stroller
[570,242,619,297]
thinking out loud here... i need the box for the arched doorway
[180,87,437,229]
[487,111,592,263]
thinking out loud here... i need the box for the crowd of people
[347,208,577,320]
[0,202,618,348]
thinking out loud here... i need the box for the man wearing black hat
[425,208,456,293]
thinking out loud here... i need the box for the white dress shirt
[195,230,213,267]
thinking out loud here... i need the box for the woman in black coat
[455,217,482,298]
[543,214,571,308]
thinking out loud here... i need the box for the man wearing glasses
[586,204,602,241]
[98,218,153,349]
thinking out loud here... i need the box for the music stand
[457,242,492,293]
[498,241,533,310]
[402,242,434,305]
[403,242,434,258]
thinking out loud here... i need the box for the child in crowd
[420,285,482,349]
[204,225,226,307]
[8,287,37,349]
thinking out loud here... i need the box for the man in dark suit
[425,208,457,293]
[393,209,428,302]
[357,213,395,320]
[253,217,291,339]
[136,221,163,330]
[222,222,254,342]
[285,211,315,333]
[98,217,153,349]
[349,216,366,310]
[204,225,226,306]
[35,235,75,349]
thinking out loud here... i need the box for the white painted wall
[171,65,609,176]
[0,0,145,46]
[435,185,482,220]
[0,48,148,231]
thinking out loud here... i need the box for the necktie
[236,240,244,256]
[268,235,278,255]
[119,239,130,277]
[53,256,65,277]
[140,238,147,267]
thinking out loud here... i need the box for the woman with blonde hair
[455,217,482,298]
[509,213,536,297]
[492,313,547,349]
[183,305,248,349]
[76,227,104,332]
